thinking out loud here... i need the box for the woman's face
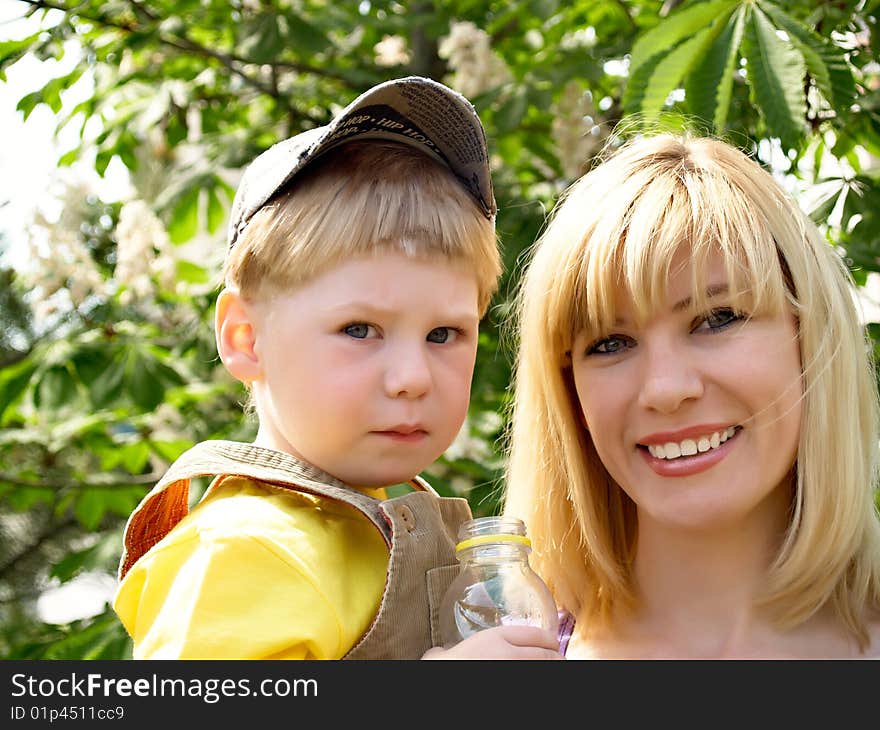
[569,249,803,531]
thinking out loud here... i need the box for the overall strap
[117,440,434,581]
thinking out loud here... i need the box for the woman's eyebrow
[671,283,730,313]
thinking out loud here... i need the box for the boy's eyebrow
[328,301,479,321]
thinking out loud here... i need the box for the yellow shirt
[113,476,389,659]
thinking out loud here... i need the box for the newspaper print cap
[227,76,497,248]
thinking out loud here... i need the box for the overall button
[398,505,417,533]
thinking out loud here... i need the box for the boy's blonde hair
[224,140,501,314]
[504,133,880,649]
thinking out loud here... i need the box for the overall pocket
[425,563,462,648]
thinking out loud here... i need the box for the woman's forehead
[611,246,733,312]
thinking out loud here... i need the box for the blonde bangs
[537,143,794,359]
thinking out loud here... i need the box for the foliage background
[1,0,878,658]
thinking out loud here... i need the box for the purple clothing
[557,609,575,656]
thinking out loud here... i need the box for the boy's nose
[636,341,704,414]
[384,344,432,399]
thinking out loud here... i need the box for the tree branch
[0,472,160,491]
[0,516,77,581]
[609,0,638,30]
[18,0,352,117]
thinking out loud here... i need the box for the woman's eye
[427,327,459,344]
[343,323,375,339]
[588,335,632,355]
[696,307,743,332]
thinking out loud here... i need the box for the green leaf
[74,489,108,530]
[150,439,194,462]
[167,184,200,244]
[629,0,738,79]
[240,15,285,64]
[34,365,77,410]
[115,128,139,171]
[0,358,37,421]
[48,413,111,453]
[95,147,114,177]
[71,346,113,387]
[637,25,718,119]
[37,68,86,115]
[50,536,120,583]
[685,6,747,132]
[166,107,188,147]
[495,89,529,134]
[6,485,54,511]
[743,5,807,148]
[282,13,330,57]
[127,350,165,411]
[206,185,225,235]
[0,32,41,77]
[38,612,123,658]
[758,1,856,109]
[102,485,146,518]
[176,259,210,284]
[57,146,80,167]
[88,351,126,408]
[118,441,151,474]
[15,90,42,121]
[805,179,845,224]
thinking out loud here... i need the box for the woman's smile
[638,426,742,477]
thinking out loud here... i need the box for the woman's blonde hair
[223,140,500,314]
[504,133,880,649]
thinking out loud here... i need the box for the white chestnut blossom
[552,81,605,179]
[438,21,511,97]
[114,200,172,303]
[24,211,105,315]
[374,35,409,67]
[560,26,597,50]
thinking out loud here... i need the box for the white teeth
[680,439,698,456]
[664,442,681,458]
[647,428,738,460]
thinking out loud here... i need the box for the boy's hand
[421,626,565,660]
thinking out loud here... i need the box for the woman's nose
[636,339,704,414]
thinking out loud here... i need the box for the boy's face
[246,251,481,487]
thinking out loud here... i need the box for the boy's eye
[694,307,744,332]
[588,335,633,355]
[343,323,376,339]
[426,327,459,344]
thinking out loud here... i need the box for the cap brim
[228,76,496,248]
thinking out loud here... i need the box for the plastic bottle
[438,516,558,648]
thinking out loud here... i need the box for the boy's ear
[215,288,262,383]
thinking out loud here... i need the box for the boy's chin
[344,462,437,491]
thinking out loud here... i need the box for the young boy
[112,77,501,659]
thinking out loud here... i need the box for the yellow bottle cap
[455,533,531,553]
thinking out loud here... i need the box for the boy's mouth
[373,425,429,442]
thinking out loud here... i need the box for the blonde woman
[503,134,880,658]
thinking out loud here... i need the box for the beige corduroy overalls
[118,440,472,659]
